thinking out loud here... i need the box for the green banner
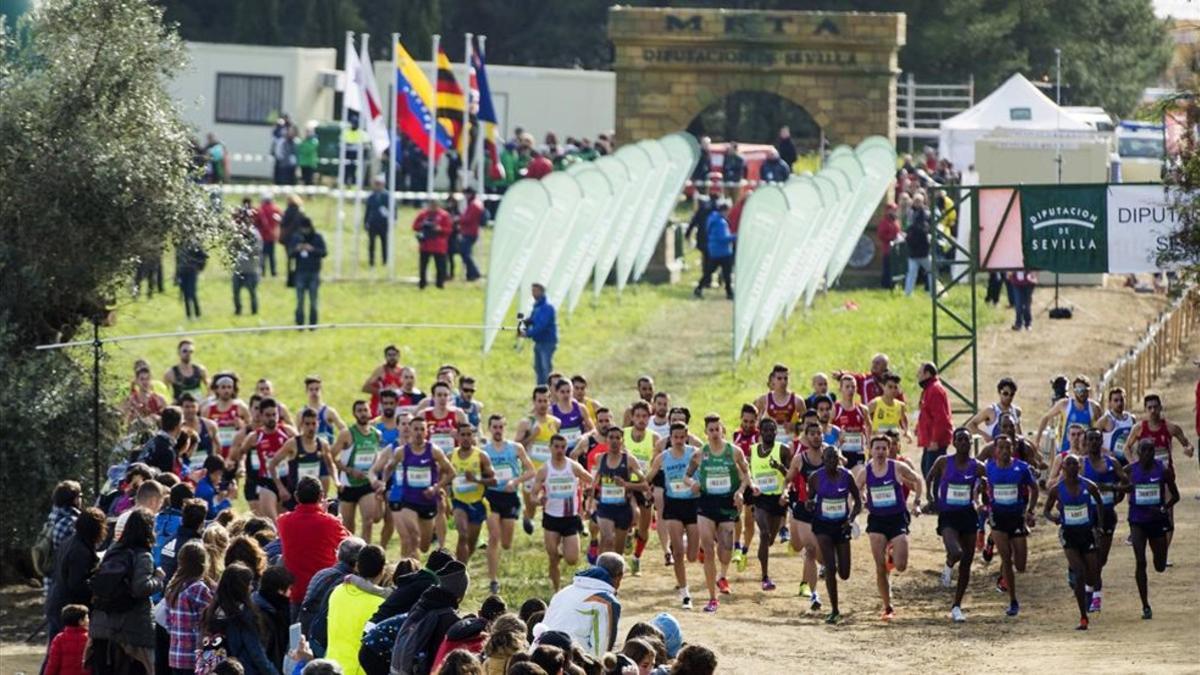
[1020,185,1108,273]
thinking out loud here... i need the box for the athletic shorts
[651,471,665,489]
[453,499,487,525]
[542,513,583,537]
[1130,517,1173,540]
[631,489,651,509]
[663,496,698,525]
[812,518,851,542]
[1059,526,1096,552]
[339,483,374,504]
[989,510,1029,537]
[842,451,864,469]
[396,500,437,520]
[244,476,278,501]
[485,491,521,520]
[754,494,787,518]
[697,495,738,524]
[595,502,634,530]
[790,501,814,523]
[936,508,979,536]
[867,512,910,540]
[1098,505,1118,535]
[741,485,755,507]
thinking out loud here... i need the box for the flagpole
[388,33,399,281]
[426,34,440,201]
[334,30,353,280]
[476,35,487,193]
[351,32,370,277]
[462,32,473,190]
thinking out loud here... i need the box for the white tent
[938,73,1092,170]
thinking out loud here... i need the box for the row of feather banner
[481,133,700,352]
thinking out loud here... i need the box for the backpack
[31,519,55,577]
[194,624,230,675]
[89,546,138,613]
[391,605,457,675]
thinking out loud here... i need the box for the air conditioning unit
[318,69,341,90]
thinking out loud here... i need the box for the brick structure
[609,7,905,146]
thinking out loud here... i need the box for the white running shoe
[850,521,861,539]
[678,586,692,610]
[951,605,966,623]
[941,564,954,588]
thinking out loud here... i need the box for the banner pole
[387,33,399,281]
[352,33,370,277]
[334,31,354,279]
[476,35,487,195]
[462,32,473,191]
[427,34,441,201]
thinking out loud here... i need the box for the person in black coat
[45,507,106,642]
[253,565,295,671]
[161,498,207,583]
[389,561,469,675]
[774,125,798,167]
[370,549,453,624]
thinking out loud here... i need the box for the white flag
[358,39,390,155]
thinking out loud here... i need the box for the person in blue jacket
[523,283,558,385]
[694,201,736,300]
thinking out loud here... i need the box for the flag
[435,47,465,152]
[343,45,365,119]
[395,39,452,161]
[471,36,504,181]
[358,40,390,155]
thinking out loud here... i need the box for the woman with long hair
[199,563,279,675]
[203,523,230,587]
[166,541,215,674]
[87,508,164,675]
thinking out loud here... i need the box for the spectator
[291,217,327,326]
[525,150,554,179]
[153,482,192,566]
[194,455,233,520]
[535,552,624,659]
[134,246,164,299]
[1009,270,1037,331]
[429,616,488,672]
[298,536,364,640]
[253,565,295,671]
[482,614,526,675]
[161,498,207,582]
[224,535,267,583]
[500,142,527,190]
[165,541,214,674]
[523,283,558,385]
[390,560,470,675]
[364,177,390,268]
[722,142,744,200]
[205,133,231,184]
[298,126,319,186]
[199,563,279,675]
[648,613,682,661]
[325,545,389,675]
[371,549,451,623]
[278,477,347,613]
[727,194,746,234]
[272,120,297,186]
[457,186,486,281]
[902,193,932,297]
[175,239,207,320]
[774,125,797,167]
[412,199,453,290]
[87,508,164,675]
[40,480,82,592]
[443,197,461,281]
[877,203,901,290]
[691,136,712,188]
[124,364,167,427]
[436,648,484,675]
[759,148,790,183]
[44,604,90,675]
[917,362,953,477]
[138,406,182,475]
[228,209,261,309]
[668,645,717,675]
[254,195,282,278]
[694,201,734,300]
[685,195,717,283]
[45,507,104,643]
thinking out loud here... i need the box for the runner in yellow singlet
[448,422,495,564]
[515,384,560,534]
[868,373,910,439]
[624,400,661,575]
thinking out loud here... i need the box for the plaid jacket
[49,506,79,553]
[167,579,214,669]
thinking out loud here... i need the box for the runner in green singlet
[687,413,750,613]
[331,401,385,542]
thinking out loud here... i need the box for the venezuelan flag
[395,39,453,160]
[435,47,465,153]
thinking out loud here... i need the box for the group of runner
[146,340,1194,627]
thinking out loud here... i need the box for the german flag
[435,47,465,153]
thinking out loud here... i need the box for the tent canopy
[938,73,1092,169]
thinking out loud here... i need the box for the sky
[1155,0,1200,20]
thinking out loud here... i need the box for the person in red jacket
[456,187,486,281]
[877,204,901,289]
[412,200,453,289]
[45,604,90,675]
[254,193,282,277]
[917,362,953,478]
[525,150,554,179]
[277,476,348,613]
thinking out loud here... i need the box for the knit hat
[426,548,454,573]
[437,560,469,600]
[534,629,573,653]
[650,612,683,658]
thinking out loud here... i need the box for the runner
[621,376,656,426]
[448,422,495,563]
[361,344,405,417]
[1081,427,1130,613]
[753,364,806,451]
[926,428,987,623]
[781,420,827,610]
[551,378,593,451]
[838,353,892,404]
[967,377,1022,441]
[1124,439,1181,619]
[593,426,647,558]
[856,434,924,621]
[123,365,167,427]
[807,444,861,624]
[268,407,336,503]
[646,422,700,609]
[868,373,909,440]
[163,339,208,404]
[331,401,385,542]
[178,393,219,479]
[393,366,427,417]
[229,398,292,521]
[201,374,251,458]
[1094,386,1136,464]
[1035,375,1102,453]
[804,372,835,410]
[573,406,616,564]
[374,390,404,549]
[454,376,484,429]
[1042,454,1106,630]
[832,374,871,470]
[982,434,1039,617]
[386,416,456,557]
[623,400,660,575]
[1125,393,1196,470]
[978,413,1046,470]
[1046,424,1088,488]
[570,374,603,429]
[482,415,536,594]
[687,414,750,613]
[532,434,594,592]
[813,397,843,457]
[422,382,469,455]
[515,385,561,535]
[746,418,790,591]
[645,392,673,564]
[300,376,347,447]
[730,404,759,571]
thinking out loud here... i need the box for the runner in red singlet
[229,397,291,521]
[833,374,872,469]
[362,344,405,417]
[731,403,759,567]
[201,373,251,458]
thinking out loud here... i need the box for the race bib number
[668,479,689,496]
[946,483,971,506]
[297,463,321,482]
[1154,447,1170,462]
[190,449,208,468]
[492,466,514,483]
[1135,483,1160,505]
[1112,431,1129,458]
[841,432,864,454]
[869,484,897,508]
[547,477,575,500]
[600,484,626,504]
[248,453,261,471]
[406,466,432,488]
[1063,503,1089,526]
[529,443,551,465]
[452,476,474,494]
[217,427,236,449]
[993,484,1019,506]
[561,428,582,446]
[705,473,732,494]
[755,473,780,494]
[353,451,375,471]
[430,433,455,452]
[821,497,847,520]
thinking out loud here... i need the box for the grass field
[92,194,1000,606]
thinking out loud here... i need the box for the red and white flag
[345,40,390,155]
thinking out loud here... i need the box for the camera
[516,312,531,335]
[416,216,438,241]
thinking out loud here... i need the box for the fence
[896,73,974,152]
[1098,285,1199,403]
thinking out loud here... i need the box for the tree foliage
[1160,95,1200,278]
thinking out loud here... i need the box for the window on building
[215,74,283,125]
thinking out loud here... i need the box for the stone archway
[609,7,905,147]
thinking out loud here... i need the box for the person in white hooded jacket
[533,552,624,658]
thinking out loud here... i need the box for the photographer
[519,283,558,385]
[411,199,453,290]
